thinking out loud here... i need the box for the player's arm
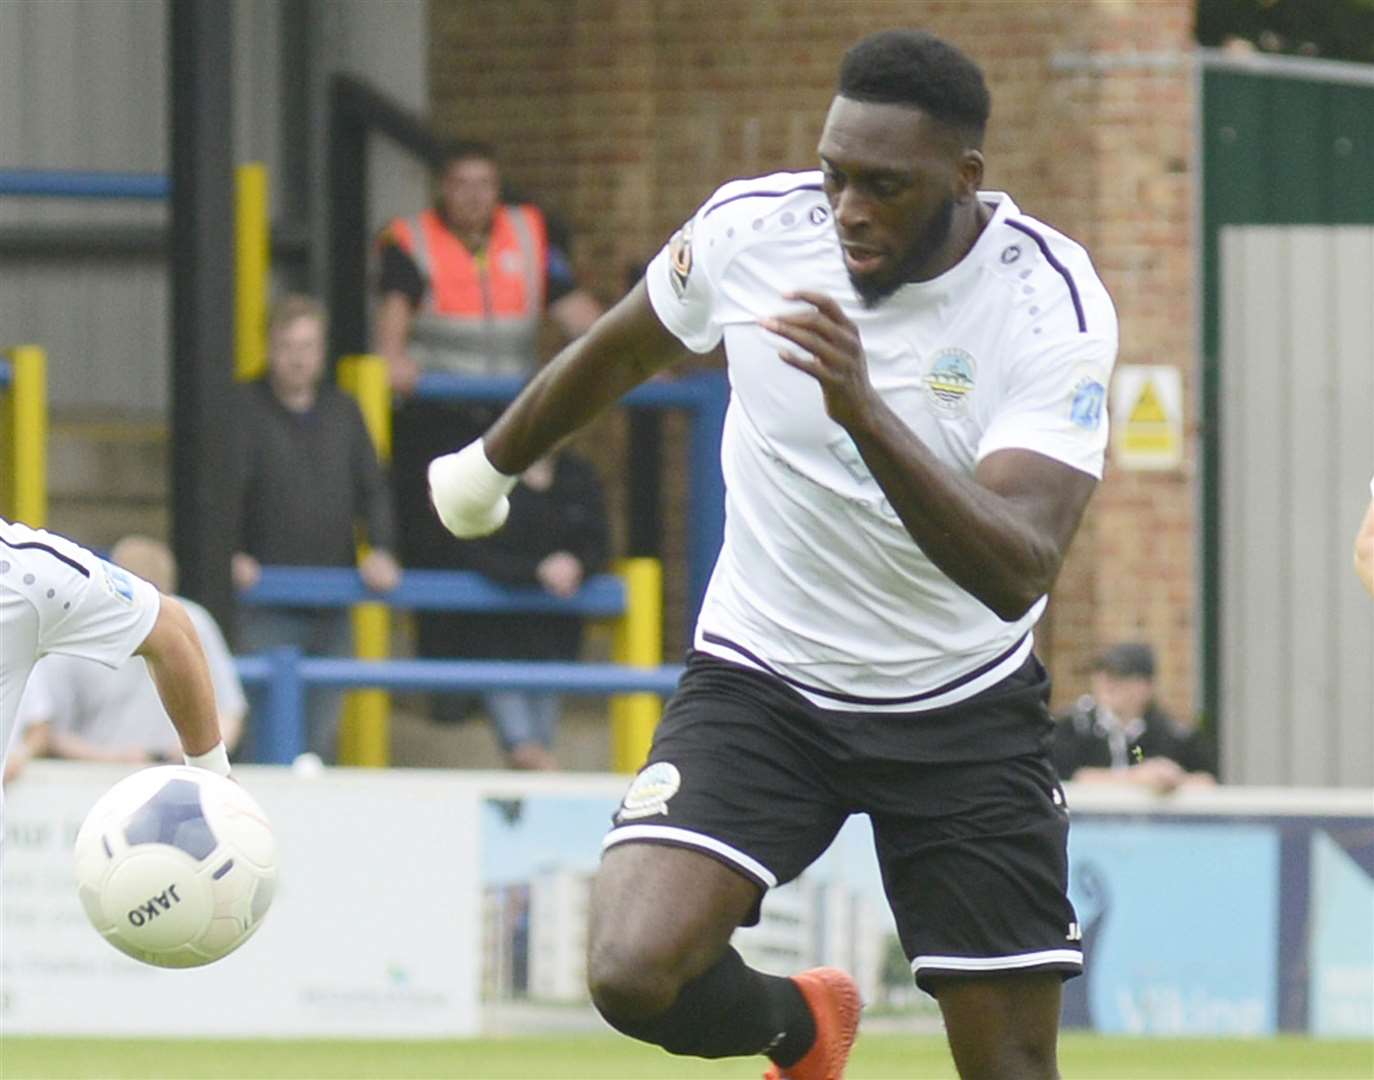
[429,280,691,538]
[1354,490,1374,597]
[135,594,228,772]
[766,290,1096,621]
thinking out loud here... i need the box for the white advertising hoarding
[1,763,482,1037]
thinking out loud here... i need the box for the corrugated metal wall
[1219,225,1374,786]
[0,0,428,415]
[0,0,169,413]
[1202,56,1374,787]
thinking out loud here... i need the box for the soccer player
[1,518,231,803]
[429,29,1117,1080]
[1354,476,1374,596]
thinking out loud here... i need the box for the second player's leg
[931,971,1063,1079]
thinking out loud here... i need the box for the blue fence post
[260,646,305,764]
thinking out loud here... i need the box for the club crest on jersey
[1069,372,1106,431]
[924,348,976,416]
[616,762,681,821]
[667,222,694,298]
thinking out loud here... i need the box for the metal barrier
[236,651,683,767]
[0,169,170,200]
[237,562,667,772]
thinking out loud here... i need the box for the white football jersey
[646,171,1118,712]
[0,519,160,776]
[16,597,244,759]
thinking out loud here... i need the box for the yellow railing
[610,557,664,772]
[235,163,269,382]
[336,354,393,766]
[0,345,48,526]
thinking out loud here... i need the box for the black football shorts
[605,651,1082,991]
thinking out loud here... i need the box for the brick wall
[430,0,1199,719]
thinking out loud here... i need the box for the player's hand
[761,290,877,430]
[427,439,519,539]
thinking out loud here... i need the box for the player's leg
[871,752,1079,1080]
[587,654,851,1070]
[928,971,1063,1079]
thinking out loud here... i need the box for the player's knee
[586,937,682,1023]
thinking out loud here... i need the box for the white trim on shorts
[911,948,1083,977]
[603,824,779,888]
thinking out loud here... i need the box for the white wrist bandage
[427,439,518,538]
[184,741,232,778]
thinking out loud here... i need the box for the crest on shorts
[616,762,681,821]
[667,223,694,298]
[924,348,977,416]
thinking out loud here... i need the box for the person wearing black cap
[1051,643,1217,792]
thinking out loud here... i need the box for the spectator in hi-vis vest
[374,141,602,718]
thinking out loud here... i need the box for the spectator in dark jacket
[229,294,400,762]
[447,451,610,769]
[1052,642,1217,793]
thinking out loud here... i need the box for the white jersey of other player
[0,519,160,777]
[16,597,245,759]
[646,171,1118,712]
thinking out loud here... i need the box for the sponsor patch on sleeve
[1069,372,1106,431]
[98,560,137,605]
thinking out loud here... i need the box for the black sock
[603,946,816,1061]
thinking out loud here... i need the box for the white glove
[427,439,519,538]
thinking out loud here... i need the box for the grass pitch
[1,1034,1371,1079]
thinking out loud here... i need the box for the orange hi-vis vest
[388,204,548,377]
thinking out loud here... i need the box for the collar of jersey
[885,191,1017,303]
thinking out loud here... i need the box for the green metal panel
[1200,63,1374,752]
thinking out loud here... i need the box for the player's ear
[956,149,984,201]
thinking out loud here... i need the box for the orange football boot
[762,966,861,1080]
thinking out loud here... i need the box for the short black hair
[838,29,990,145]
[436,138,498,172]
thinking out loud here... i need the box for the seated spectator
[1051,642,1217,793]
[448,450,610,770]
[229,294,401,763]
[13,535,246,767]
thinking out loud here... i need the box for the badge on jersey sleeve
[667,222,694,298]
[98,560,137,605]
[1069,367,1107,431]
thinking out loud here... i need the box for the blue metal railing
[241,566,627,615]
[236,649,684,764]
[0,169,170,200]
[0,358,10,391]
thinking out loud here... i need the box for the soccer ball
[72,765,277,969]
